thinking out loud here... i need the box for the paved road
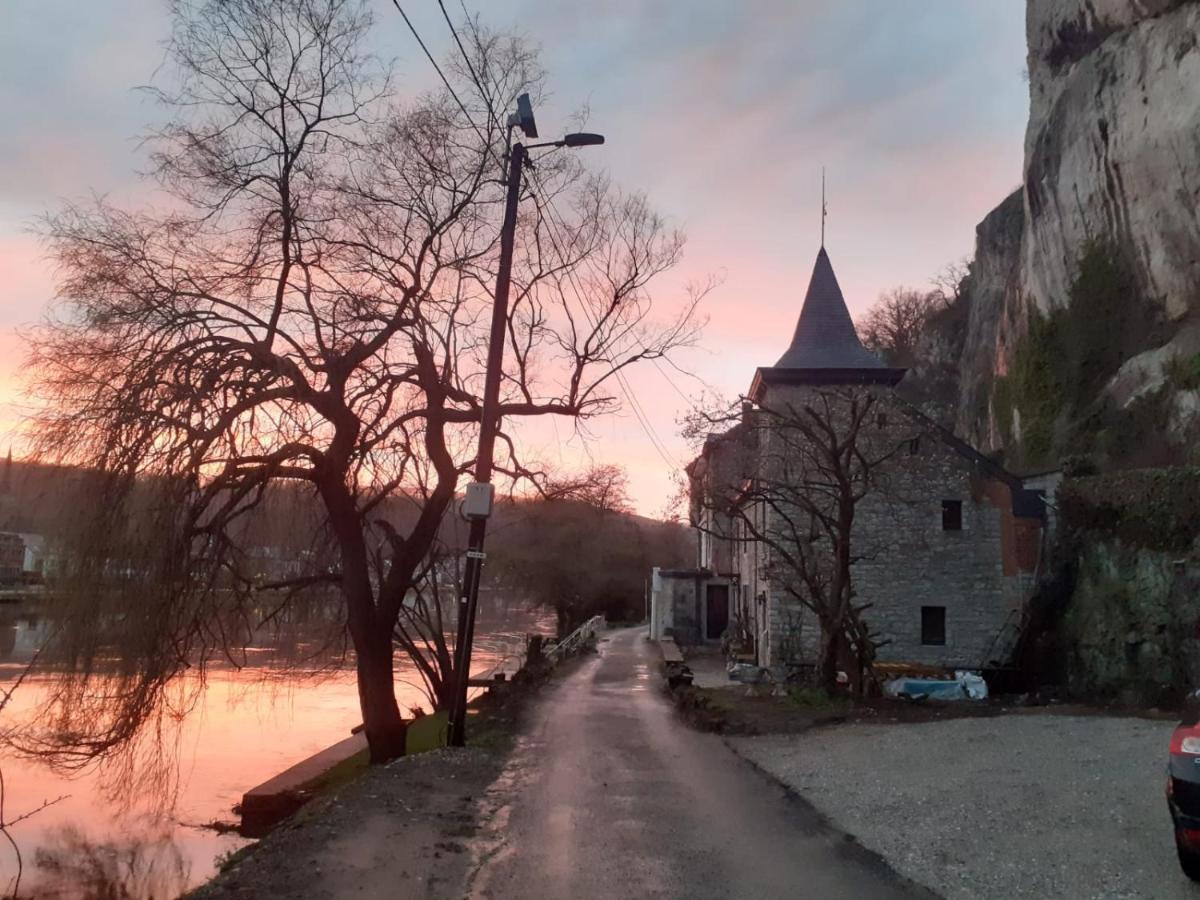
[465,626,932,899]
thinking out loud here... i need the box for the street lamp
[531,132,606,149]
[448,96,604,748]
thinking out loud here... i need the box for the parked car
[1168,695,1200,880]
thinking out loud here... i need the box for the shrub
[1167,353,1200,392]
[1060,454,1099,478]
[1058,468,1200,553]
[1007,308,1068,466]
[1002,238,1168,468]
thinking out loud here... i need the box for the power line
[536,189,682,469]
[437,1,501,131]
[407,6,683,472]
[525,178,683,467]
[524,168,683,471]
[389,1,504,170]
[651,358,693,405]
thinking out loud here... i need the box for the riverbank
[189,641,594,898]
[0,609,555,897]
[190,744,506,899]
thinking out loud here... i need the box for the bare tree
[689,388,912,694]
[541,463,632,513]
[25,0,700,762]
[931,257,972,305]
[856,288,948,368]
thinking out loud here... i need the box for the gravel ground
[731,713,1195,900]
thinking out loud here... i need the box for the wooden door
[705,584,729,640]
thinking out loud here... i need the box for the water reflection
[0,599,552,898]
[33,824,189,900]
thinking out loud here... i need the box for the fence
[545,615,606,662]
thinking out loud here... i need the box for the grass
[786,687,852,713]
[300,747,371,796]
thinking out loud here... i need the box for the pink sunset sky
[0,1,1029,516]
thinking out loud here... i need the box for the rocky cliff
[956,0,1200,465]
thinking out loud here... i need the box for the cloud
[0,0,1030,513]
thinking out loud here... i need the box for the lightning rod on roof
[821,167,827,248]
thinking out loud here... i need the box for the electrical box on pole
[462,482,494,519]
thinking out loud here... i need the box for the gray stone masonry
[751,384,1025,671]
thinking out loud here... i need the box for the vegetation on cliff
[1058,467,1200,554]
[991,239,1173,469]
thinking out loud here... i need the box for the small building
[661,244,1045,676]
[0,533,24,582]
[649,567,734,646]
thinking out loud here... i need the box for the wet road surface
[466,626,932,899]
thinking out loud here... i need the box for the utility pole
[448,141,525,748]
[447,95,604,747]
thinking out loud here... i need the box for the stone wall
[852,436,1017,668]
[750,384,1038,672]
[650,568,740,646]
[1042,469,1200,700]
[1064,536,1200,701]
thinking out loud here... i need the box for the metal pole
[448,141,527,748]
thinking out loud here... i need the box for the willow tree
[26,0,699,762]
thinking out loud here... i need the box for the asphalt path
[465,626,933,900]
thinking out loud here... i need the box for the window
[908,437,920,455]
[876,413,888,428]
[921,606,946,645]
[942,499,963,531]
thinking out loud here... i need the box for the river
[0,602,554,898]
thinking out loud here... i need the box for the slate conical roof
[774,247,884,370]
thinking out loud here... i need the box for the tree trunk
[818,621,840,695]
[355,624,407,762]
[320,476,407,762]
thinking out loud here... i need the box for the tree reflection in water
[32,824,189,900]
[0,602,553,895]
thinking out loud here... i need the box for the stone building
[670,245,1045,675]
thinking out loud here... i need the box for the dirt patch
[668,682,1020,736]
[670,672,1181,738]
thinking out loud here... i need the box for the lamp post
[448,95,604,748]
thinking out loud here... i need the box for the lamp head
[562,132,605,148]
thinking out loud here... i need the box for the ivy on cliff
[1058,467,1200,553]
[995,239,1168,468]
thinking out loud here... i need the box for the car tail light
[1171,727,1200,754]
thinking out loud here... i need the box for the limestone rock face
[1025,0,1200,320]
[956,190,1025,448]
[957,0,1200,450]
